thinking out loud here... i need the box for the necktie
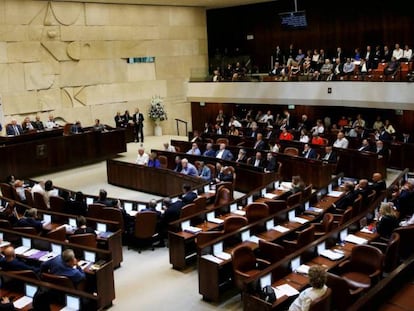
[14,125,19,135]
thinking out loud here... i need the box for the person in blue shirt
[180,158,198,177]
[197,161,211,181]
[186,143,201,156]
[148,152,161,168]
[40,249,85,286]
[0,246,39,273]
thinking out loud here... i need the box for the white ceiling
[52,0,274,9]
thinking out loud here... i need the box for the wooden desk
[107,159,207,197]
[0,129,126,178]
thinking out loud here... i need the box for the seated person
[215,143,234,161]
[288,265,328,311]
[135,147,149,166]
[331,182,357,212]
[248,152,266,169]
[384,56,399,76]
[186,143,201,156]
[264,152,278,173]
[235,149,248,163]
[321,146,337,163]
[95,189,118,207]
[40,249,85,286]
[197,161,211,181]
[376,202,399,239]
[173,155,182,172]
[180,158,198,177]
[13,179,27,202]
[140,199,161,219]
[369,172,386,197]
[73,216,96,235]
[202,143,216,157]
[93,119,106,132]
[147,152,161,168]
[0,245,39,273]
[65,191,87,216]
[163,142,176,152]
[0,297,14,311]
[181,184,197,205]
[21,116,35,132]
[13,207,45,232]
[215,165,234,184]
[44,180,59,208]
[354,179,372,206]
[70,121,83,134]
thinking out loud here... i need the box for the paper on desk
[291,217,309,224]
[328,191,343,197]
[39,252,59,262]
[22,248,40,257]
[264,193,276,199]
[306,207,323,213]
[201,254,223,264]
[0,241,11,248]
[209,218,224,224]
[214,252,231,261]
[13,296,33,309]
[345,234,368,245]
[233,210,246,216]
[295,264,310,274]
[272,225,289,233]
[127,210,138,217]
[14,246,30,255]
[360,227,374,234]
[184,226,202,234]
[274,283,299,297]
[320,249,344,260]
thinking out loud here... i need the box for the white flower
[148,96,167,121]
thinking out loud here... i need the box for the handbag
[260,285,276,303]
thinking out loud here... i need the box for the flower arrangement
[148,96,167,122]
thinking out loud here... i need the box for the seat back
[383,232,400,273]
[10,270,39,280]
[179,203,200,219]
[393,225,414,259]
[214,186,233,207]
[46,226,67,241]
[41,272,75,289]
[263,199,286,214]
[232,245,259,290]
[134,211,158,239]
[351,194,363,217]
[225,166,236,188]
[223,216,248,233]
[193,196,207,210]
[283,147,299,156]
[245,202,269,223]
[33,192,48,210]
[12,226,38,235]
[326,273,353,311]
[302,184,313,202]
[320,213,334,233]
[102,207,124,233]
[11,187,21,202]
[196,231,223,251]
[336,207,353,227]
[309,287,331,311]
[0,183,14,200]
[49,196,65,213]
[350,244,384,274]
[216,138,229,145]
[207,163,216,179]
[24,189,34,207]
[68,233,97,248]
[258,239,285,263]
[0,219,11,228]
[297,224,315,247]
[366,190,376,208]
[158,155,168,169]
[87,203,106,219]
[287,191,302,207]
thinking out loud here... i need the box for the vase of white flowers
[148,96,167,136]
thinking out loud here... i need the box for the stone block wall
[0,1,208,134]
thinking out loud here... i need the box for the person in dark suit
[32,115,44,131]
[378,127,392,141]
[161,197,184,230]
[215,164,234,183]
[248,124,259,139]
[331,182,357,212]
[249,151,266,169]
[354,179,371,206]
[265,125,276,140]
[264,152,278,173]
[140,199,162,219]
[133,108,144,143]
[73,216,96,236]
[400,132,414,144]
[65,191,87,216]
[357,139,373,152]
[6,119,23,136]
[181,184,197,205]
[0,246,39,273]
[202,143,216,157]
[13,207,44,232]
[321,146,337,163]
[235,148,248,163]
[122,110,131,127]
[215,143,233,161]
[253,133,267,151]
[369,172,387,197]
[114,112,124,127]
[70,121,83,134]
[374,140,389,161]
[302,144,318,159]
[95,189,117,207]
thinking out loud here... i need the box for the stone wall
[0,0,208,134]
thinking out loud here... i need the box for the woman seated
[376,202,399,239]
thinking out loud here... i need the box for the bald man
[370,172,386,197]
[0,246,39,273]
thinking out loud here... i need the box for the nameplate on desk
[182,221,202,234]
[233,209,246,216]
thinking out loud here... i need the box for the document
[291,217,309,224]
[39,252,59,262]
[209,218,224,224]
[214,252,231,261]
[272,225,289,233]
[328,191,343,197]
[305,207,323,213]
[201,254,223,264]
[264,193,277,199]
[344,234,368,245]
[13,296,33,309]
[14,246,30,255]
[233,210,246,216]
[273,283,299,298]
[295,264,310,275]
[320,249,345,260]
[184,226,202,234]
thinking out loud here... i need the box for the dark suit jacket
[265,157,278,172]
[235,155,248,164]
[302,148,318,159]
[333,191,357,211]
[216,149,233,161]
[181,191,197,205]
[322,151,337,163]
[376,215,398,239]
[163,201,184,224]
[254,140,267,151]
[6,124,23,136]
[0,257,40,273]
[378,131,392,141]
[14,217,43,232]
[369,180,387,196]
[203,149,216,157]
[358,145,373,152]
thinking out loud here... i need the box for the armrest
[235,269,253,279]
[337,259,351,270]
[368,269,382,279]
[282,239,298,246]
[369,241,387,253]
[256,258,271,269]
[350,287,364,296]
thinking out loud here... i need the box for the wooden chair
[283,224,315,252]
[33,191,48,210]
[196,231,223,255]
[206,163,216,179]
[87,203,106,219]
[68,233,97,248]
[231,245,270,291]
[309,287,332,311]
[45,226,67,241]
[179,203,200,219]
[214,186,233,207]
[326,272,363,311]
[225,166,236,189]
[370,232,400,273]
[302,184,313,202]
[337,244,384,290]
[193,196,206,210]
[158,155,168,169]
[283,147,299,156]
[50,196,66,222]
[314,213,334,237]
[332,207,353,228]
[216,138,229,146]
[262,199,286,215]
[223,216,247,233]
[24,189,34,207]
[12,226,38,235]
[245,202,269,224]
[131,211,159,253]
[257,239,285,264]
[10,270,39,280]
[351,194,363,218]
[0,183,14,200]
[41,272,75,289]
[102,207,125,233]
[392,225,414,259]
[286,191,302,208]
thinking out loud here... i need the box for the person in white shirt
[135,147,149,165]
[299,129,310,143]
[311,120,324,135]
[402,44,412,61]
[228,117,242,128]
[400,214,414,227]
[259,110,274,123]
[333,131,349,149]
[289,265,328,311]
[163,142,176,152]
[45,114,59,129]
[392,43,403,60]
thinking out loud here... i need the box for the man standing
[133,108,144,143]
